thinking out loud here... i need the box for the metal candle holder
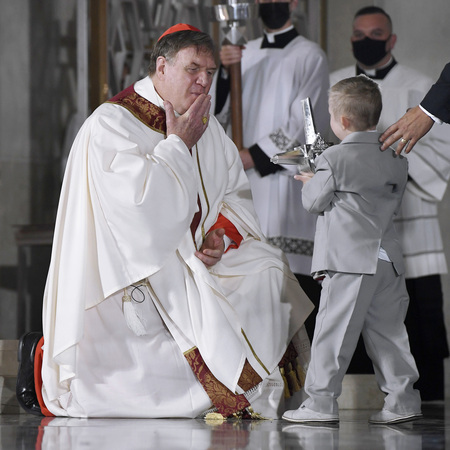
[271,98,333,173]
[211,1,258,150]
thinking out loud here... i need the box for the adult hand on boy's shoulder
[294,172,314,184]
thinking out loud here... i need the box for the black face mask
[259,3,291,30]
[352,36,390,67]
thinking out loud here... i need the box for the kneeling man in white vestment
[16,23,313,419]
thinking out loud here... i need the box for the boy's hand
[294,172,314,184]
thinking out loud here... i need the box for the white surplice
[41,76,313,418]
[213,30,330,275]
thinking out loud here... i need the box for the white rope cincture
[122,288,147,336]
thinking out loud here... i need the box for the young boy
[283,75,422,425]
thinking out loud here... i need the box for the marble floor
[0,402,448,449]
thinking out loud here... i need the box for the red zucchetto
[158,23,201,41]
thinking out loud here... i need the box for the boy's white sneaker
[282,405,339,423]
[369,409,422,424]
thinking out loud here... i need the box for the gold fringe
[285,362,301,394]
[246,407,269,420]
[280,357,308,398]
[280,367,291,399]
[296,359,307,388]
[205,412,225,424]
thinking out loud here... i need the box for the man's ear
[155,56,167,79]
[387,33,397,52]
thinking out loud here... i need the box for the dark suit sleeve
[420,63,450,123]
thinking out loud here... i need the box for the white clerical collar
[135,76,183,116]
[358,56,394,76]
[264,25,294,44]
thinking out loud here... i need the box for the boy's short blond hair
[329,75,382,131]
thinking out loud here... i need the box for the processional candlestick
[211,0,258,151]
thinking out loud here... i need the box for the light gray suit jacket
[302,131,408,275]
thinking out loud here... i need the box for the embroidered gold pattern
[106,84,167,134]
[238,360,263,391]
[185,348,263,417]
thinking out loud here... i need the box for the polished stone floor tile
[1,403,448,449]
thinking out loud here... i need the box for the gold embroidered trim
[241,329,270,375]
[183,346,197,356]
[106,85,167,135]
[195,144,210,242]
[184,347,251,416]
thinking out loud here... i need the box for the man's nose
[197,71,209,87]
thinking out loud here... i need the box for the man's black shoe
[16,331,44,416]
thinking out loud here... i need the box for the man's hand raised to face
[165,94,211,149]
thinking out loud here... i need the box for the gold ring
[400,137,407,143]
[202,116,208,125]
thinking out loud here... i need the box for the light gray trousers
[303,259,421,415]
